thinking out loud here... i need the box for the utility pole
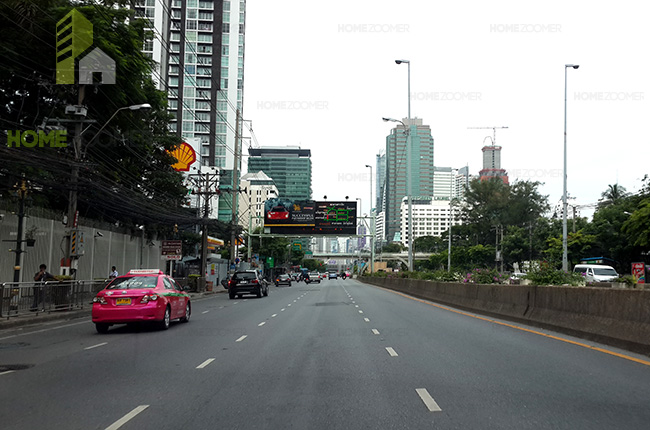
[65,85,86,278]
[9,176,29,283]
[188,168,220,290]
[230,109,241,268]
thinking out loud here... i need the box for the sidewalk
[0,289,226,331]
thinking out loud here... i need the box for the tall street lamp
[563,64,579,272]
[395,59,413,272]
[447,169,456,272]
[365,164,374,273]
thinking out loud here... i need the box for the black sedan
[275,273,292,287]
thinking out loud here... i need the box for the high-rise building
[375,151,386,212]
[247,146,312,201]
[434,166,473,201]
[479,145,508,184]
[238,171,278,231]
[134,0,246,221]
[384,118,434,242]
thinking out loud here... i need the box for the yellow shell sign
[169,142,197,172]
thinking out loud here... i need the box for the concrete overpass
[309,252,433,268]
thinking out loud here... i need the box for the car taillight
[141,294,159,303]
[252,279,258,284]
[93,296,107,304]
[228,280,235,288]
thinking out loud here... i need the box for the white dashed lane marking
[386,347,398,357]
[258,322,266,327]
[196,358,215,369]
[105,405,149,430]
[84,342,108,350]
[236,335,247,342]
[416,388,442,412]
[364,318,370,322]
[372,329,380,335]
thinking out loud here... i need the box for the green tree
[413,235,445,252]
[622,197,650,248]
[597,184,629,209]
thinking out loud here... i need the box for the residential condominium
[134,0,246,221]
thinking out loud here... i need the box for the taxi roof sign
[127,269,164,275]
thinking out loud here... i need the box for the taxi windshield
[106,276,158,290]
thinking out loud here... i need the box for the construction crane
[468,126,509,146]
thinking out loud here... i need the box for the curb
[0,290,226,331]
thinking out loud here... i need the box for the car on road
[275,273,292,287]
[92,269,191,334]
[328,272,338,280]
[228,270,269,299]
[319,272,327,280]
[306,272,321,283]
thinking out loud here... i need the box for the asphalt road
[1,278,650,429]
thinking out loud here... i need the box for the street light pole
[365,164,374,273]
[396,59,413,272]
[563,64,579,272]
[448,169,454,272]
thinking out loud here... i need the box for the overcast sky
[243,0,649,219]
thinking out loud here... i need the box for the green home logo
[6,130,68,148]
[56,9,115,85]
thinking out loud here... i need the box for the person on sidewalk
[32,264,56,311]
[109,266,119,279]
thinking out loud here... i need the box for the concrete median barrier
[360,277,650,355]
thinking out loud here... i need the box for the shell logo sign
[169,142,197,172]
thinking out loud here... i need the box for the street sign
[162,240,182,259]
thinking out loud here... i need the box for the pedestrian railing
[0,280,109,319]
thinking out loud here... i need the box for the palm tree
[598,184,628,208]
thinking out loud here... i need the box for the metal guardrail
[0,280,109,319]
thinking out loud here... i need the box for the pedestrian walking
[109,266,119,279]
[32,264,55,311]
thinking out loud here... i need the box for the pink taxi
[92,269,191,334]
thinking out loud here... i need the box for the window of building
[223,23,230,33]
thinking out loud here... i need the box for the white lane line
[271,314,278,318]
[386,347,398,357]
[105,405,149,430]
[364,318,370,322]
[355,305,359,308]
[258,322,266,327]
[281,308,286,312]
[293,300,297,303]
[202,310,209,314]
[236,335,247,342]
[372,329,380,335]
[358,310,364,314]
[0,370,15,376]
[288,304,292,307]
[416,388,442,412]
[234,302,239,305]
[219,306,224,309]
[196,358,216,369]
[84,342,108,350]
[0,320,88,341]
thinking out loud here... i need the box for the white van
[573,264,619,283]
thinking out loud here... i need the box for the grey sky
[243,0,649,218]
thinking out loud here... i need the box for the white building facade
[399,197,462,247]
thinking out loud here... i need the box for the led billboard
[264,199,357,235]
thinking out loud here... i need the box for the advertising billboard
[264,199,356,235]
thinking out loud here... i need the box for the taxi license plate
[116,298,131,306]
